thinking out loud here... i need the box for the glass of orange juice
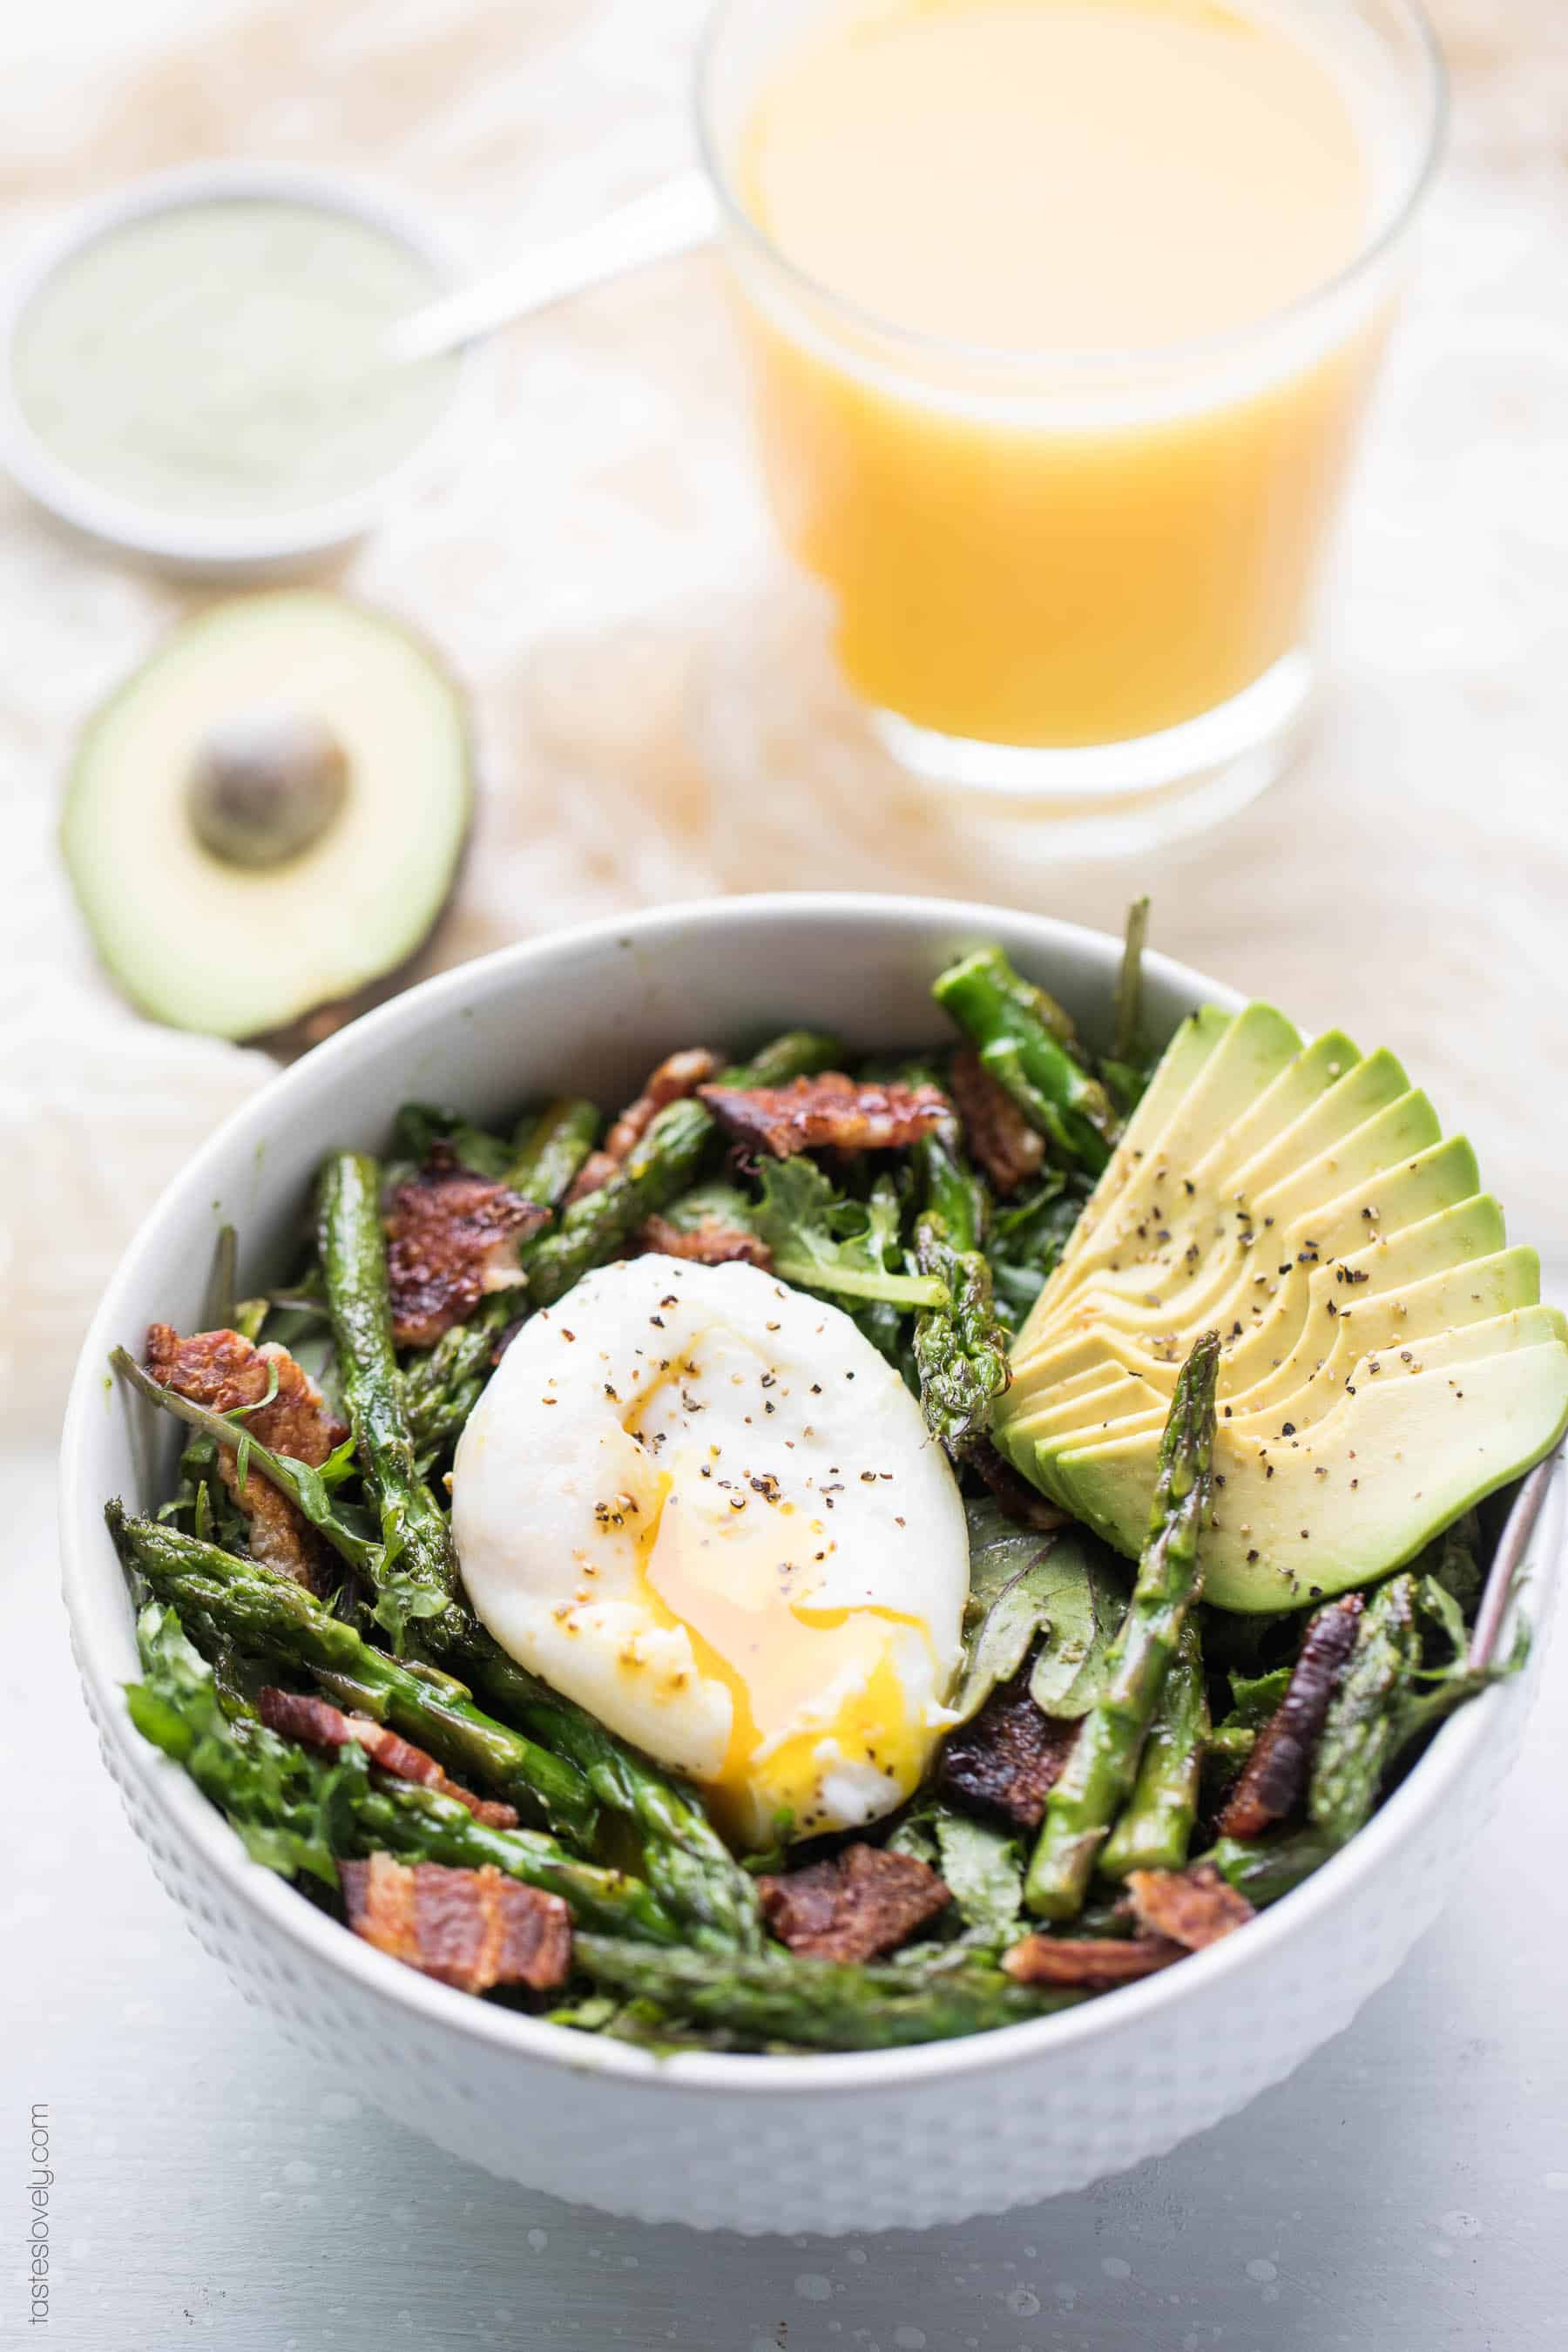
[695,0,1444,843]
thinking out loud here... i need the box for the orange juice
[725,0,1403,753]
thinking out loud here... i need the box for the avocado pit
[187,710,350,870]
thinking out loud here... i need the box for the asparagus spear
[126,1598,677,1940]
[116,1497,762,1943]
[127,1599,349,1883]
[1112,896,1150,1067]
[934,947,1118,1174]
[1099,1619,1208,1877]
[1102,896,1153,1115]
[445,1634,762,1950]
[1207,1827,1338,1909]
[518,1098,713,1309]
[504,1097,599,1205]
[112,1510,598,1842]
[716,1030,844,1087]
[118,1405,760,1937]
[1024,1331,1220,1918]
[401,1315,504,1470]
[1307,1574,1423,1844]
[519,1031,844,1311]
[357,1781,679,1942]
[392,1104,515,1180]
[571,1936,1085,2051]
[909,1132,1010,1451]
[317,1152,466,1647]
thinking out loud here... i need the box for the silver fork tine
[1467,1451,1562,1672]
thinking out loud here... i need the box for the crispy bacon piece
[384,1145,548,1348]
[758,1842,950,1963]
[605,1048,720,1162]
[637,1212,773,1270]
[566,1049,721,1204]
[340,1855,571,1994]
[966,1438,1069,1533]
[1002,1933,1182,1989]
[1218,1594,1365,1839]
[697,1071,952,1159]
[145,1324,348,1588]
[1125,1862,1254,1950]
[257,1687,519,1828]
[948,1046,1047,1195]
[940,1679,1079,1829]
[564,1150,618,1205]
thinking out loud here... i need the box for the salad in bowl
[98,901,1568,2058]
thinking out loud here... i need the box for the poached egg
[450,1254,970,1848]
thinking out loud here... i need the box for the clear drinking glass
[695,0,1446,848]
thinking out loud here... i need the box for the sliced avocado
[1023,1187,1509,1417]
[1227,1046,1409,1200]
[1044,1321,1568,1611]
[1102,1124,1481,1378]
[1003,1368,1167,1453]
[995,1360,1152,1445]
[1020,1004,1233,1334]
[1220,1237,1536,1426]
[1015,1233,1534,1457]
[1048,1306,1565,1491]
[1214,1028,1361,1166]
[995,1002,1568,1606]
[62,591,472,1040]
[1047,1049,1419,1333]
[1024,1082,1448,1359]
[1013,1118,1474,1395]
[1254,1089,1443,1236]
[1184,1133,1484,1391]
[1021,1004,1302,1354]
[1006,1301,1564,1488]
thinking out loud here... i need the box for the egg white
[450,1254,970,1847]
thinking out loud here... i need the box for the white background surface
[3,0,1567,2342]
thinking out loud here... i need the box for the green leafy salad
[105,907,1567,2052]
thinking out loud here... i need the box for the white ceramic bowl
[58,895,1562,2234]
[0,161,483,577]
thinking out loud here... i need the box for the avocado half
[992,1004,1568,1612]
[62,591,472,1041]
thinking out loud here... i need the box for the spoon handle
[387,171,720,364]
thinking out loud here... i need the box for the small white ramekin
[0,160,484,577]
[57,895,1564,2233]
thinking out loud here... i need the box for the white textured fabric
[3,0,1565,1433]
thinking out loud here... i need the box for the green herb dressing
[13,199,459,517]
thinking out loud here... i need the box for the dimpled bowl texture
[59,895,1562,2234]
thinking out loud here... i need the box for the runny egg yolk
[625,1447,939,1845]
[450,1254,970,1848]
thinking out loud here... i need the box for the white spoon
[384,170,720,365]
